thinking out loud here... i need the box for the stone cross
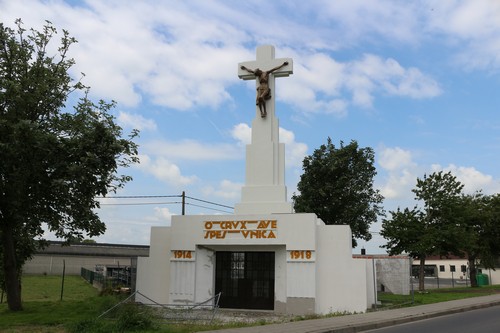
[235,45,294,215]
[238,45,293,118]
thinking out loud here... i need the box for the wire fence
[98,290,222,324]
[81,267,132,291]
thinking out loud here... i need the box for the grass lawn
[0,275,257,333]
[0,275,118,332]
[377,284,500,309]
[1,275,499,332]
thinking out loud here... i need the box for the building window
[450,265,456,272]
[461,265,467,273]
[439,265,445,272]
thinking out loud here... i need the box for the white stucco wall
[364,259,377,307]
[315,224,368,314]
[136,227,171,305]
[136,213,370,314]
[194,246,215,302]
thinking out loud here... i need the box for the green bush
[115,303,160,332]
[68,319,114,333]
[69,302,161,333]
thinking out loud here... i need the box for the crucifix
[235,45,294,215]
[238,46,293,118]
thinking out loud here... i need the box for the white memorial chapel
[136,46,373,315]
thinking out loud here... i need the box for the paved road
[363,304,500,332]
[202,294,500,333]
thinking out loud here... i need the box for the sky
[1,0,500,254]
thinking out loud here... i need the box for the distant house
[414,255,499,285]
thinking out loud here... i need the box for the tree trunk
[1,223,23,311]
[418,256,426,291]
[468,257,478,287]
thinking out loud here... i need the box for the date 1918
[289,250,312,260]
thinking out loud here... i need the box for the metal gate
[215,251,275,310]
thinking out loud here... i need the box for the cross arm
[238,58,293,80]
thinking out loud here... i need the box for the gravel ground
[214,309,295,324]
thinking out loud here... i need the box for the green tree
[456,193,500,287]
[292,138,384,247]
[381,171,464,291]
[0,20,138,311]
[412,171,464,254]
[483,194,500,268]
[380,207,429,290]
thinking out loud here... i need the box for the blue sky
[2,0,500,253]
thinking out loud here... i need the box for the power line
[185,203,233,214]
[96,192,235,213]
[185,195,234,210]
[99,202,182,206]
[98,195,181,199]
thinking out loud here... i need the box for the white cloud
[378,147,414,171]
[153,207,174,223]
[425,1,500,70]
[279,127,308,168]
[231,123,251,145]
[317,0,422,45]
[1,1,249,110]
[117,111,157,131]
[280,52,349,116]
[431,164,499,195]
[378,147,500,204]
[0,1,445,117]
[202,179,242,202]
[346,54,442,107]
[379,169,418,200]
[143,140,243,161]
[377,146,418,200]
[280,52,441,113]
[137,154,197,186]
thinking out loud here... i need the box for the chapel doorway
[215,251,275,310]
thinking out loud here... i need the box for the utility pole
[182,191,185,215]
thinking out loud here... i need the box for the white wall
[364,259,377,307]
[136,227,171,305]
[315,224,368,314]
[169,213,318,249]
[136,213,370,314]
[194,246,215,303]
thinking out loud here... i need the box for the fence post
[60,259,66,301]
